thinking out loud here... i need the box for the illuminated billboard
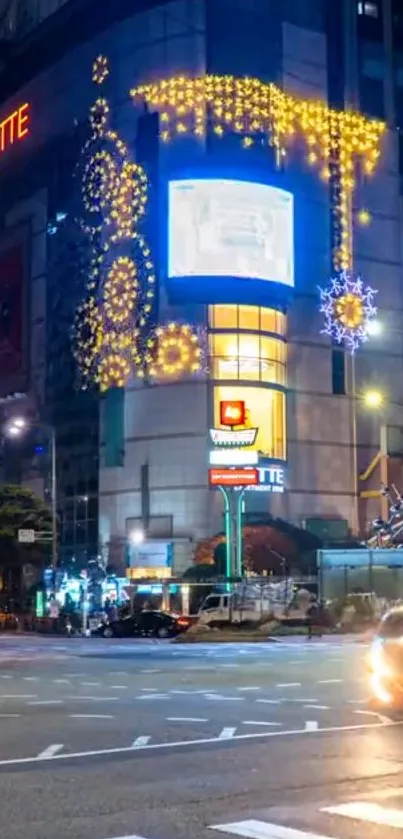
[168,179,294,288]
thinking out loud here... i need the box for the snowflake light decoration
[319,270,378,353]
[146,323,205,381]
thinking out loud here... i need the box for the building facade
[0,0,401,577]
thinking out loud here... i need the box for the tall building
[0,0,400,578]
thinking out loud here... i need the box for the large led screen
[168,179,294,288]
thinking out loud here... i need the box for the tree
[0,485,53,604]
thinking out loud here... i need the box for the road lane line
[322,802,403,828]
[256,699,282,705]
[109,686,127,690]
[37,744,63,759]
[132,736,151,747]
[0,714,20,717]
[242,721,281,727]
[80,682,100,687]
[211,819,338,839]
[136,694,168,700]
[167,717,208,723]
[204,694,244,701]
[0,718,400,766]
[70,714,115,719]
[304,705,330,710]
[276,683,301,688]
[53,679,70,684]
[237,687,261,691]
[23,677,39,682]
[305,721,319,731]
[28,700,63,706]
[140,669,162,673]
[318,679,342,684]
[219,727,236,739]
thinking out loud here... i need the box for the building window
[209,332,286,385]
[358,2,379,17]
[209,304,286,335]
[213,384,286,460]
[332,348,345,395]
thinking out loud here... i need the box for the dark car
[368,606,403,706]
[96,609,191,639]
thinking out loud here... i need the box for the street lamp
[6,417,58,581]
[363,389,384,410]
[129,529,144,545]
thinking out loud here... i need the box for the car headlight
[370,639,393,677]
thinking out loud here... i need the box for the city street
[0,635,403,839]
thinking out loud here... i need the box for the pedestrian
[306,600,317,640]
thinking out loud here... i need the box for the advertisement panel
[213,385,286,462]
[209,468,259,487]
[168,178,294,288]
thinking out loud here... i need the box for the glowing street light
[130,529,144,545]
[366,319,383,337]
[363,389,384,410]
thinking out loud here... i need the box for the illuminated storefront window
[209,305,287,461]
[213,385,286,460]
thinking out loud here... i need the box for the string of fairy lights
[73,56,205,391]
[73,63,386,392]
[131,74,385,354]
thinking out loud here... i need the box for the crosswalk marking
[210,819,339,839]
[322,801,403,828]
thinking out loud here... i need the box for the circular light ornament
[82,150,119,214]
[98,354,132,391]
[148,322,203,380]
[319,270,378,353]
[103,256,139,325]
[92,55,109,85]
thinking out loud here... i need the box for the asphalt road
[0,635,403,839]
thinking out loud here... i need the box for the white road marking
[219,727,236,739]
[276,683,301,688]
[304,705,330,710]
[132,736,151,747]
[204,694,244,701]
[0,714,20,717]
[354,709,391,724]
[242,721,281,727]
[80,681,100,687]
[318,679,342,684]
[67,696,119,702]
[237,687,261,692]
[28,700,63,706]
[23,677,39,682]
[347,698,366,704]
[53,679,70,684]
[37,744,63,759]
[256,699,282,705]
[167,717,208,723]
[0,718,399,767]
[322,802,403,828]
[136,694,168,700]
[111,671,129,677]
[211,819,337,839]
[70,714,115,720]
[109,685,127,690]
[221,664,239,668]
[0,676,11,679]
[305,721,319,731]
[140,669,162,673]
[63,673,84,678]
[140,688,158,692]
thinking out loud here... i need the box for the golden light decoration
[82,150,120,214]
[73,61,157,393]
[103,256,139,325]
[89,98,110,135]
[147,322,203,381]
[92,55,109,85]
[98,354,132,392]
[334,292,364,329]
[131,74,385,270]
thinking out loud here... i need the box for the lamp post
[349,318,383,535]
[361,388,389,524]
[6,417,58,583]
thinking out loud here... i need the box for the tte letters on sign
[0,104,29,156]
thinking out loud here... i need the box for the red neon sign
[209,468,258,487]
[220,400,246,427]
[0,103,30,156]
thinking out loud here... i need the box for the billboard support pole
[236,487,246,577]
[218,485,233,591]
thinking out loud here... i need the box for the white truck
[197,579,300,626]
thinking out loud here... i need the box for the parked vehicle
[94,609,191,639]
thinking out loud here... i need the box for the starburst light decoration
[146,323,205,381]
[319,271,378,353]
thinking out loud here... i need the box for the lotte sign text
[0,103,29,156]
